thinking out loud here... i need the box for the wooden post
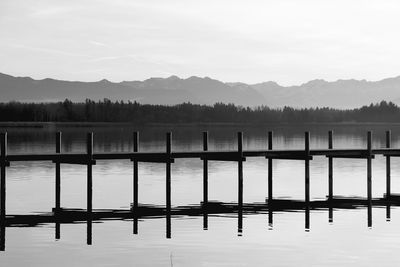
[328,131,333,201]
[55,132,61,212]
[1,133,7,225]
[0,133,6,251]
[328,131,333,223]
[87,133,93,214]
[166,132,172,239]
[305,132,310,204]
[367,131,372,202]
[86,132,93,245]
[238,132,243,209]
[386,130,391,221]
[133,132,139,234]
[238,132,243,235]
[268,131,273,227]
[55,132,61,240]
[203,131,208,230]
[386,131,391,199]
[268,131,273,204]
[305,132,310,231]
[366,132,372,227]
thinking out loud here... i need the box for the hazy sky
[1,0,400,85]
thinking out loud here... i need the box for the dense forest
[0,99,399,124]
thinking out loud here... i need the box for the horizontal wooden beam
[326,155,375,159]
[2,148,399,163]
[266,155,313,160]
[54,159,97,165]
[131,156,174,163]
[201,156,246,162]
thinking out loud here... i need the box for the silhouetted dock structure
[1,130,400,249]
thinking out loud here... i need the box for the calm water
[2,124,400,266]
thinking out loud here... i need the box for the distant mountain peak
[2,72,400,108]
[166,75,180,81]
[302,79,328,87]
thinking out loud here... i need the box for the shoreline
[1,121,400,128]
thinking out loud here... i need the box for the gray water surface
[1,124,400,266]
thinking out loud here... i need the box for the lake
[1,123,400,266]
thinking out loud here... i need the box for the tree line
[0,99,399,124]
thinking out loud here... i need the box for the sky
[1,0,400,86]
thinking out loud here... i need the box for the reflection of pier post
[0,218,4,252]
[55,132,61,240]
[238,132,243,235]
[87,133,93,245]
[166,133,172,239]
[133,132,139,234]
[328,130,333,223]
[0,133,7,251]
[268,131,273,227]
[202,131,208,230]
[305,132,310,231]
[386,131,391,221]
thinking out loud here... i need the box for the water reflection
[2,124,400,259]
[2,197,399,251]
[4,124,400,154]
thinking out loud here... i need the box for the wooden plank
[266,155,313,160]
[6,146,400,163]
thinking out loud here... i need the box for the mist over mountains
[1,72,400,108]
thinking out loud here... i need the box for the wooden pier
[0,130,400,248]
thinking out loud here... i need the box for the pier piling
[268,131,273,204]
[55,132,61,212]
[133,132,139,234]
[305,132,310,231]
[305,132,310,204]
[386,131,391,199]
[367,131,372,202]
[386,130,391,220]
[268,131,273,227]
[203,131,208,230]
[86,132,93,245]
[328,130,333,222]
[1,133,7,225]
[0,133,7,251]
[166,132,172,239]
[55,131,61,240]
[238,132,243,234]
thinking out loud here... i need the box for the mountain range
[1,72,400,108]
